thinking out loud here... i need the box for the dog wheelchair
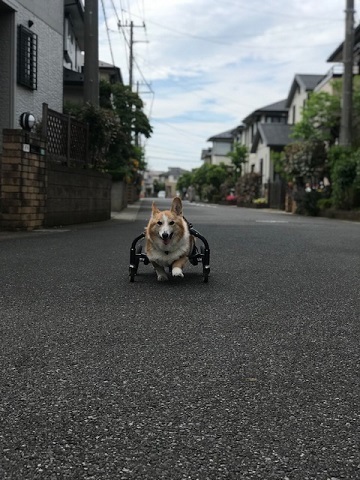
[129,222,210,283]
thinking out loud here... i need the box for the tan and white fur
[146,197,194,281]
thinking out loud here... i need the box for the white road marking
[256,220,289,223]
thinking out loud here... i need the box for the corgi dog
[146,196,194,281]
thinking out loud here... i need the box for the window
[17,25,38,90]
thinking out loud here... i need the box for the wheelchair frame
[129,223,210,283]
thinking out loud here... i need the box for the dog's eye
[157,221,162,225]
[169,221,175,225]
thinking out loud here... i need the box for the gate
[268,180,286,210]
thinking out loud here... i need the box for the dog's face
[147,197,186,248]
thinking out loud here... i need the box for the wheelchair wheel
[188,244,199,266]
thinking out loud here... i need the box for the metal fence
[41,103,89,166]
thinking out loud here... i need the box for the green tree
[291,90,341,145]
[275,87,342,184]
[65,81,152,181]
[99,81,152,180]
[176,171,194,193]
[226,143,248,179]
[282,140,328,184]
[328,146,360,209]
[64,102,120,169]
[191,163,229,201]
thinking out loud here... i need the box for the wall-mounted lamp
[19,112,36,132]
[28,20,34,28]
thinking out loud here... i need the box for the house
[63,0,85,105]
[240,99,288,189]
[314,66,343,95]
[250,123,293,183]
[245,74,330,200]
[286,74,324,124]
[63,3,123,106]
[143,170,163,197]
[99,60,123,84]
[206,126,243,166]
[0,0,64,148]
[64,59,124,105]
[318,24,360,95]
[201,148,212,164]
[159,167,189,198]
[327,23,360,69]
[241,100,288,154]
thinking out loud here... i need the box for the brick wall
[0,129,46,231]
[0,129,112,231]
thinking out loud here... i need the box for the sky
[98,0,355,173]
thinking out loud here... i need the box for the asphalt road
[1,199,360,480]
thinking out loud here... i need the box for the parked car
[157,190,166,198]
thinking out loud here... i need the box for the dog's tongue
[163,239,170,246]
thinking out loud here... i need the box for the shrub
[235,172,262,204]
[317,198,333,210]
[294,189,321,216]
[329,146,359,209]
[253,197,267,205]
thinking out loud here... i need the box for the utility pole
[339,0,355,147]
[129,21,134,90]
[84,0,99,105]
[118,20,146,90]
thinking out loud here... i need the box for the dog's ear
[151,201,160,217]
[171,196,183,216]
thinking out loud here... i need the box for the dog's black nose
[162,232,169,239]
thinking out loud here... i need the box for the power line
[151,118,207,140]
[121,8,341,45]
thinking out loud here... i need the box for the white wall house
[159,167,189,198]
[286,74,324,124]
[63,0,86,105]
[206,126,243,166]
[143,170,163,197]
[246,73,332,193]
[250,123,293,182]
[63,6,123,105]
[240,100,288,182]
[0,0,64,145]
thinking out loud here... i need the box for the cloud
[99,0,347,172]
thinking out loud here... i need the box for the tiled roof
[251,123,293,153]
[327,24,360,62]
[207,129,235,142]
[285,74,324,107]
[242,99,288,124]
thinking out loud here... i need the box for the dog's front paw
[157,273,169,282]
[172,267,184,278]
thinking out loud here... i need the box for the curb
[111,200,142,222]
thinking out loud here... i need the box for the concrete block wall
[45,164,111,227]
